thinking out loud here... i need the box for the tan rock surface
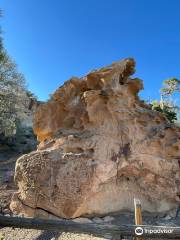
[10,58,180,219]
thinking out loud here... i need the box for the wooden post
[134,198,143,240]
[134,198,143,225]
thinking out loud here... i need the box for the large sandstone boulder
[10,58,180,219]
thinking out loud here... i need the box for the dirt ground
[0,229,106,240]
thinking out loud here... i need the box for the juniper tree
[0,13,28,136]
[152,78,180,123]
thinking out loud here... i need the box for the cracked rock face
[10,58,180,219]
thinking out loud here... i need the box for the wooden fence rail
[0,216,180,239]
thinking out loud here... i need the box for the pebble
[92,217,103,223]
[72,218,92,224]
[164,215,172,220]
[103,216,114,222]
[167,209,177,218]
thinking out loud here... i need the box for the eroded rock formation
[10,58,180,219]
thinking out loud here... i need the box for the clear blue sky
[1,0,180,101]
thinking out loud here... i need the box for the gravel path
[0,228,105,240]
